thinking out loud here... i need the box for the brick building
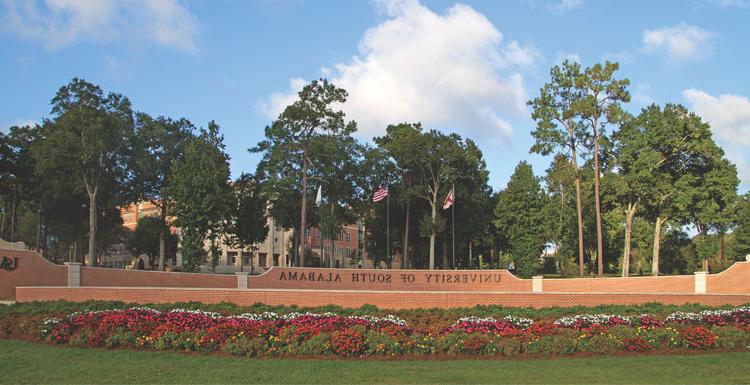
[120,202,378,272]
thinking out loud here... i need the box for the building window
[346,231,351,243]
[305,228,310,237]
[228,252,238,265]
[317,230,321,240]
[346,247,351,258]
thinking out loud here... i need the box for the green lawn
[1,339,749,384]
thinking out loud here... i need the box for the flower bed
[31,306,750,358]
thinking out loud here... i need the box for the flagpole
[386,191,390,269]
[451,183,455,270]
[319,201,323,268]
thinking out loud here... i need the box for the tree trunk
[720,231,726,262]
[158,204,167,271]
[593,124,604,277]
[402,200,410,269]
[329,202,334,268]
[429,203,436,270]
[442,237,448,269]
[36,207,42,250]
[622,202,637,277]
[571,154,585,276]
[298,154,309,267]
[651,216,666,276]
[1,198,6,239]
[239,247,244,273]
[468,239,473,269]
[10,186,17,242]
[362,222,367,267]
[567,115,586,276]
[87,188,98,267]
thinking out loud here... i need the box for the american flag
[372,185,389,202]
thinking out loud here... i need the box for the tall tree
[528,60,588,276]
[543,154,579,275]
[631,104,734,275]
[251,79,356,267]
[168,121,232,272]
[494,161,546,278]
[132,113,195,270]
[611,112,660,276]
[578,61,630,276]
[374,123,423,268]
[412,130,464,269]
[39,78,135,266]
[226,173,269,273]
[730,193,750,260]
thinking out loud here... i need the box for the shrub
[681,327,716,350]
[331,328,367,357]
[623,337,652,352]
[713,327,750,350]
[497,337,523,356]
[525,330,578,356]
[578,333,622,354]
[104,328,137,348]
[298,333,330,356]
[409,332,436,355]
[460,334,491,355]
[638,326,680,350]
[221,336,268,357]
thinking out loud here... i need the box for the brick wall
[0,250,66,299]
[80,267,235,288]
[3,247,750,308]
[706,262,750,294]
[15,287,750,309]
[245,268,531,292]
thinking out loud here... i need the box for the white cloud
[260,0,533,140]
[683,89,750,186]
[642,23,715,62]
[602,49,635,65]
[2,0,198,52]
[707,0,750,8]
[555,50,581,64]
[548,0,583,12]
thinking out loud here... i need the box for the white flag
[315,185,322,207]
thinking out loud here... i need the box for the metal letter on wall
[0,256,18,271]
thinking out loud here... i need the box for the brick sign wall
[4,248,750,308]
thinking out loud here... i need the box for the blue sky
[2,0,750,193]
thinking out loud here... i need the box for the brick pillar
[694,271,707,294]
[532,276,543,293]
[64,262,81,287]
[235,272,249,289]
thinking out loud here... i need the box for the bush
[638,327,680,350]
[713,327,750,350]
[497,337,523,356]
[681,327,716,350]
[526,330,578,356]
[298,333,330,356]
[578,333,623,354]
[104,328,137,348]
[330,328,367,357]
[623,337,652,352]
[221,336,268,357]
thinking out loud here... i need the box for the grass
[1,339,749,384]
